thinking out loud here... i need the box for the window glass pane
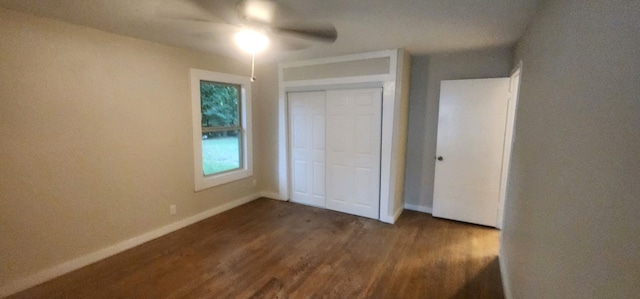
[200,81,240,128]
[202,130,242,176]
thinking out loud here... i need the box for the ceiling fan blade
[188,0,245,26]
[236,0,337,43]
[158,14,240,34]
[159,13,221,24]
[166,0,338,52]
[273,23,338,43]
[268,34,314,51]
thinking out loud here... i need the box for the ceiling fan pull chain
[250,53,256,82]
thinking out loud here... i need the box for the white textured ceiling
[0,0,538,62]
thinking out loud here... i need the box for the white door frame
[497,61,523,229]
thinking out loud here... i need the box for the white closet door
[326,88,382,219]
[288,91,326,207]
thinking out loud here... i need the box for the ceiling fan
[168,0,338,81]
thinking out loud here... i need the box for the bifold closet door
[325,88,382,219]
[288,91,326,208]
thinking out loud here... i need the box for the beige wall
[501,0,640,298]
[403,48,513,210]
[0,8,275,289]
[254,63,280,194]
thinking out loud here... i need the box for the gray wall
[404,48,513,210]
[501,0,640,298]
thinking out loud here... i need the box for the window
[191,69,252,191]
[200,81,242,175]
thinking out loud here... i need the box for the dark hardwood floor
[9,198,504,299]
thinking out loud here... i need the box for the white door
[326,88,382,219]
[432,78,510,227]
[288,91,326,208]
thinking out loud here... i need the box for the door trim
[497,62,523,229]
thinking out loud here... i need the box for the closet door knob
[437,156,443,161]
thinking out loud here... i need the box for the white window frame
[191,69,253,191]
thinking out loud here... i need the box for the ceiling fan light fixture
[235,29,269,54]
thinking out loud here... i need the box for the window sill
[195,168,253,191]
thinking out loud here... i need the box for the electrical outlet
[170,205,176,215]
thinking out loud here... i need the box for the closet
[289,89,382,219]
[278,49,410,223]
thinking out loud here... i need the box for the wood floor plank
[7,198,504,299]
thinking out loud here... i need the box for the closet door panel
[326,88,382,219]
[288,91,326,207]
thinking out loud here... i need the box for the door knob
[437,156,443,161]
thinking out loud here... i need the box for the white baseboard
[404,203,432,214]
[259,191,286,201]
[0,193,261,298]
[379,216,393,224]
[499,249,512,299]
[379,207,403,224]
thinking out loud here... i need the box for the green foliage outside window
[200,81,240,137]
[200,80,242,176]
